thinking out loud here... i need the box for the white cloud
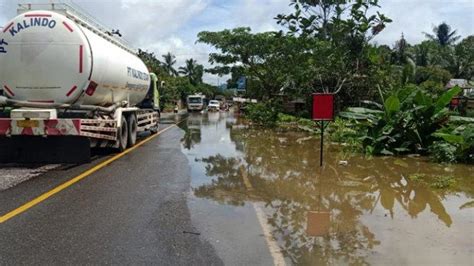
[373,0,473,45]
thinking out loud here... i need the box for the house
[446,79,474,112]
[445,79,474,97]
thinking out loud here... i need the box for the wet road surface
[1,111,473,265]
[0,114,223,265]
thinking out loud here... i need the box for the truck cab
[187,94,206,112]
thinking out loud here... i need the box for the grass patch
[431,176,456,189]
[407,174,456,189]
[407,174,426,182]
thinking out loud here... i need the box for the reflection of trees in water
[194,128,460,264]
[182,128,201,150]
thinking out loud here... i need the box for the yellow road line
[0,118,187,224]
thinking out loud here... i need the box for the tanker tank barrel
[0,97,121,113]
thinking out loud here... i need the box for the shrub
[431,122,474,163]
[245,102,280,127]
[415,66,452,85]
[277,113,298,123]
[429,141,458,163]
[431,176,456,189]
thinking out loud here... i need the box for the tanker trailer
[0,4,160,162]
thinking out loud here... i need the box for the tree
[162,52,178,76]
[198,28,309,99]
[448,35,474,79]
[410,40,437,67]
[137,49,163,74]
[424,22,461,46]
[275,0,391,43]
[274,0,393,105]
[179,58,204,85]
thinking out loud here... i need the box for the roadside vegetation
[137,50,224,112]
[196,0,473,164]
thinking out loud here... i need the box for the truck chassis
[0,107,159,163]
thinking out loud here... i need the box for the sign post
[312,93,335,167]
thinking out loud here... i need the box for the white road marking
[252,202,287,266]
[241,166,286,266]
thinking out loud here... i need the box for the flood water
[180,111,474,265]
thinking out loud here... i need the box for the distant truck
[0,3,160,162]
[187,94,206,112]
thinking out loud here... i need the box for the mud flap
[0,136,91,163]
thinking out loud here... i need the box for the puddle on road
[180,112,474,265]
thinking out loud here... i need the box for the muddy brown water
[180,112,474,265]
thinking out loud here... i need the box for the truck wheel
[127,114,137,147]
[118,116,128,152]
[150,110,160,134]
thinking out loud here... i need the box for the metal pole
[320,121,324,167]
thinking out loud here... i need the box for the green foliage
[276,0,391,42]
[179,58,204,85]
[277,113,299,123]
[424,22,461,46]
[328,118,364,152]
[138,49,218,109]
[431,122,474,163]
[429,141,458,163]
[245,102,280,127]
[431,176,456,189]
[407,174,456,189]
[340,85,462,155]
[415,66,452,86]
[407,173,425,182]
[162,52,178,76]
[197,28,310,99]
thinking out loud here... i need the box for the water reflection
[181,112,474,265]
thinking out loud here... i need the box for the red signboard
[312,93,334,121]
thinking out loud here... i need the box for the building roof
[446,79,473,89]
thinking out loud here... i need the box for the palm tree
[413,41,435,67]
[179,58,203,85]
[424,22,461,46]
[162,52,178,76]
[179,58,196,76]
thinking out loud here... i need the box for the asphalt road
[0,117,224,265]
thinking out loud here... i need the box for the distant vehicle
[187,94,206,112]
[208,100,220,112]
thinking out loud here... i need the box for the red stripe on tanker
[66,86,78,97]
[62,21,73,32]
[2,22,14,33]
[79,45,83,73]
[3,85,15,96]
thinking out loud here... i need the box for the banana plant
[340,85,462,155]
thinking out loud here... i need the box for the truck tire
[127,114,137,147]
[150,110,160,134]
[118,116,128,152]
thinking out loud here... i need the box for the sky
[0,0,473,84]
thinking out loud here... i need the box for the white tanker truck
[0,4,161,162]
